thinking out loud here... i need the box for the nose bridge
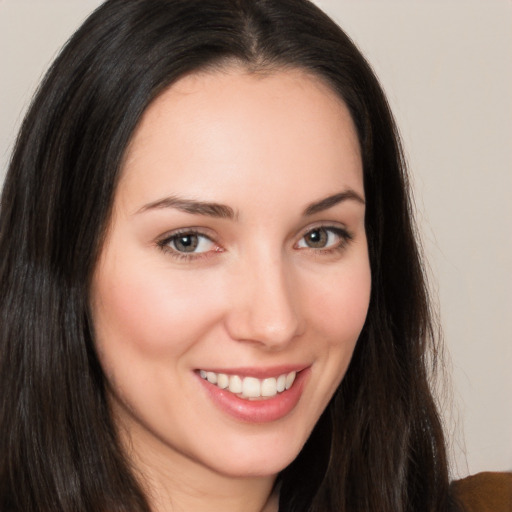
[225,247,302,348]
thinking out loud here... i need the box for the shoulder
[450,472,512,512]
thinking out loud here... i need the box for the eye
[159,230,217,255]
[296,226,350,250]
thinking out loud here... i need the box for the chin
[202,428,310,479]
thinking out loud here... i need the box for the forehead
[118,67,363,211]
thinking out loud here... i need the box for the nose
[224,253,304,350]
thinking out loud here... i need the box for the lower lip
[198,369,310,423]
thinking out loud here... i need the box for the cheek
[307,259,371,346]
[90,255,224,363]
[294,256,371,427]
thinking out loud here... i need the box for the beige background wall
[1,0,511,478]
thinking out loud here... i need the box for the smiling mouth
[198,370,297,399]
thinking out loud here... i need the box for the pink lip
[197,364,307,379]
[197,367,310,424]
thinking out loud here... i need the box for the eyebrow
[137,196,236,219]
[303,190,365,216]
[136,189,364,219]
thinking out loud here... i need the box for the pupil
[175,234,198,252]
[307,229,327,248]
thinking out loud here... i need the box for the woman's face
[91,68,371,481]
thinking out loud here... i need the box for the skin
[90,66,371,512]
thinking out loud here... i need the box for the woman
[0,0,459,511]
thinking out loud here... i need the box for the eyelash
[157,228,219,261]
[156,225,353,261]
[296,226,353,254]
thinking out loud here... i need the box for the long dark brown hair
[0,1,455,511]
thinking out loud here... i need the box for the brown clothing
[451,472,512,512]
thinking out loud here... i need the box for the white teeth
[261,377,277,397]
[200,370,297,399]
[228,375,243,394]
[217,373,229,389]
[285,371,296,390]
[242,377,261,398]
[206,371,217,384]
[276,374,286,392]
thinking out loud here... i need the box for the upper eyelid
[154,220,353,248]
[299,225,351,239]
[297,222,351,238]
[156,229,220,260]
[156,227,216,243]
[156,223,351,241]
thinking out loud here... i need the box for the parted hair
[0,1,455,511]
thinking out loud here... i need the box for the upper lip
[195,365,309,379]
